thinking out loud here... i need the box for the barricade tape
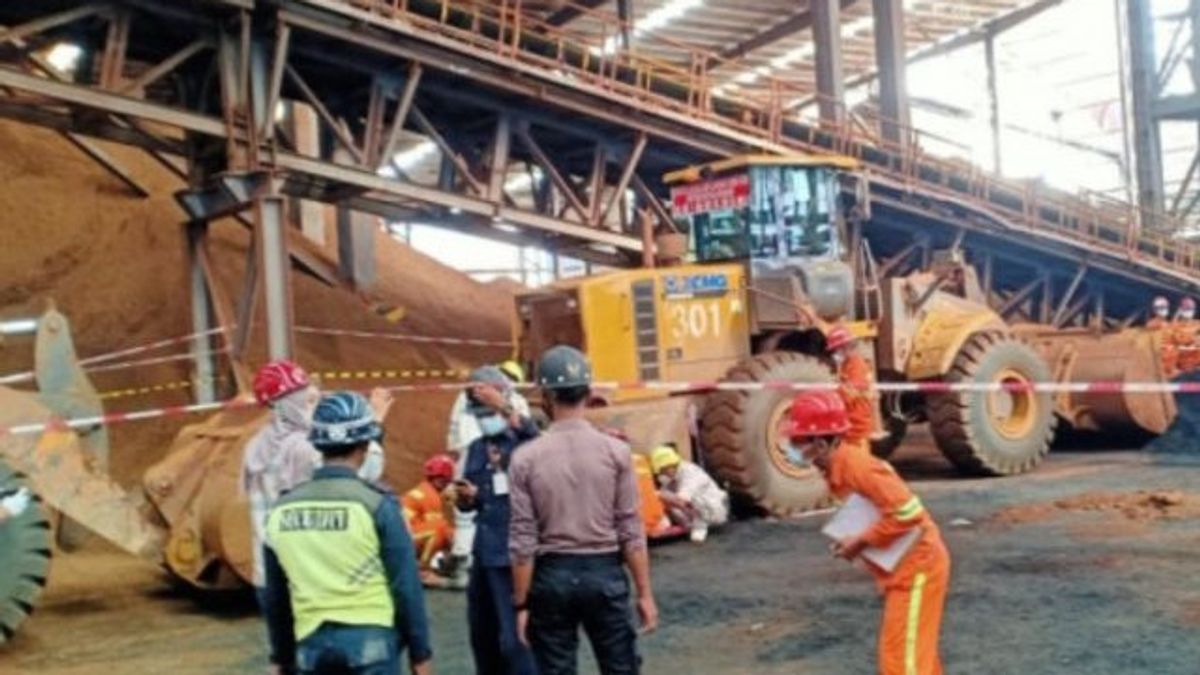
[0,327,230,385]
[86,348,231,375]
[295,326,511,348]
[5,378,1200,439]
[318,368,472,382]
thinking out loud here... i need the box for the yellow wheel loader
[512,155,1173,514]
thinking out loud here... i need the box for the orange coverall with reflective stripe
[825,441,951,675]
[402,479,453,567]
[632,454,669,536]
[839,353,876,444]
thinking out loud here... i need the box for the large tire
[699,352,835,515]
[927,332,1057,475]
[0,460,51,644]
[870,414,908,459]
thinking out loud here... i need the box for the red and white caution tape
[296,326,511,348]
[0,327,230,385]
[4,378,1200,439]
[0,397,257,437]
[85,347,231,375]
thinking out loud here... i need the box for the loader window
[677,165,841,264]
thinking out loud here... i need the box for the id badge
[492,471,510,496]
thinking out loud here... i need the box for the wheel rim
[766,397,816,479]
[988,367,1037,440]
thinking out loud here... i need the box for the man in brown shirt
[509,345,658,675]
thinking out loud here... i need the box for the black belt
[535,551,622,568]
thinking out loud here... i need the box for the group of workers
[1149,295,1200,377]
[241,323,948,674]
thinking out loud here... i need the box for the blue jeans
[528,553,639,675]
[296,623,398,675]
[468,565,537,675]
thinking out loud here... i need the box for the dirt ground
[2,429,1198,675]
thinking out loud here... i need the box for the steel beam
[984,30,1001,174]
[601,133,647,228]
[256,194,294,360]
[488,114,512,203]
[0,5,109,46]
[1052,264,1087,326]
[872,0,910,145]
[1127,0,1166,219]
[812,0,845,125]
[708,0,855,71]
[377,62,422,170]
[186,221,217,403]
[998,275,1043,317]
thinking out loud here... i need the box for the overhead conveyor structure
[0,0,1198,365]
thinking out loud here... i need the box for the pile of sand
[0,119,514,490]
[991,490,1200,526]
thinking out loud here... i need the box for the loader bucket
[1017,327,1176,436]
[142,404,266,590]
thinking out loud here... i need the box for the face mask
[783,441,810,468]
[478,414,508,437]
[832,351,846,366]
[358,441,385,482]
[1156,307,1169,319]
[1183,310,1195,321]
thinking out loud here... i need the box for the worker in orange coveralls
[602,428,672,538]
[785,390,950,675]
[826,323,876,444]
[1173,297,1200,374]
[1148,296,1179,376]
[403,453,455,584]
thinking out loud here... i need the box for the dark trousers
[296,623,398,675]
[468,565,538,675]
[528,553,639,675]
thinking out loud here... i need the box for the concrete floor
[2,432,1199,674]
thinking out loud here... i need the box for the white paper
[492,471,510,496]
[821,493,921,572]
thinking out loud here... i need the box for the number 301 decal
[670,302,721,340]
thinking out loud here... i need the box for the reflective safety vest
[266,477,394,640]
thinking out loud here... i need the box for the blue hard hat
[309,391,383,451]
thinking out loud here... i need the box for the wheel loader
[512,154,1178,514]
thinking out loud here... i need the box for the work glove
[1,487,32,518]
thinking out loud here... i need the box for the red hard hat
[253,360,311,405]
[825,324,856,352]
[423,453,455,481]
[1183,297,1196,310]
[786,390,851,438]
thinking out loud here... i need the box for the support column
[1127,0,1165,221]
[186,221,216,402]
[333,148,377,290]
[872,0,910,146]
[984,30,1002,174]
[256,195,294,360]
[617,0,633,51]
[812,0,845,126]
[290,102,326,245]
[488,114,512,202]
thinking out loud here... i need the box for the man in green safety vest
[262,390,433,675]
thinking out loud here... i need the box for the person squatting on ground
[454,365,539,674]
[786,390,950,675]
[403,454,455,585]
[242,361,392,599]
[0,487,31,524]
[649,445,728,543]
[509,345,658,675]
[262,391,432,675]
[446,361,533,580]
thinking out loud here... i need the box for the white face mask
[358,441,385,482]
[478,414,508,437]
[1182,310,1195,321]
[1155,306,1169,319]
[832,351,846,366]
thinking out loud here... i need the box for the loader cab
[664,155,860,328]
[665,157,848,267]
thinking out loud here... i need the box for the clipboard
[821,493,921,572]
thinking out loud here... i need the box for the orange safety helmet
[786,390,851,438]
[825,324,856,353]
[423,453,455,482]
[253,359,311,405]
